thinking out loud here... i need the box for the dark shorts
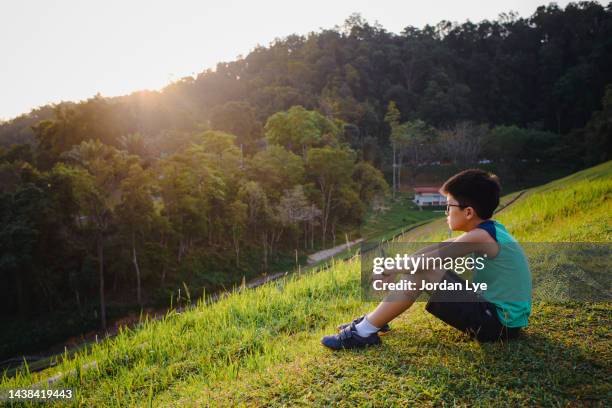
[424,270,522,342]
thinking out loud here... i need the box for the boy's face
[445,193,472,231]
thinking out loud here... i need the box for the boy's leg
[366,267,447,328]
[321,267,448,350]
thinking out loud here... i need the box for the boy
[321,169,532,350]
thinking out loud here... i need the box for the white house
[413,186,447,207]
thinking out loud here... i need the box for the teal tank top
[473,220,532,328]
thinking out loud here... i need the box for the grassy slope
[2,162,610,407]
[358,192,443,241]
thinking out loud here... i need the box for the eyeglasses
[445,203,466,215]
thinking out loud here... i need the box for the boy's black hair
[440,169,501,219]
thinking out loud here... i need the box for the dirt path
[494,190,527,214]
[306,238,364,264]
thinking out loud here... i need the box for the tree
[119,132,149,159]
[264,106,342,157]
[237,181,270,269]
[384,101,401,198]
[210,101,262,151]
[484,125,531,180]
[275,185,312,250]
[0,144,34,164]
[306,146,356,246]
[247,145,304,202]
[194,130,243,185]
[227,200,248,267]
[438,122,486,167]
[190,131,239,246]
[385,102,435,189]
[391,120,431,189]
[0,184,43,318]
[352,161,390,203]
[59,140,133,330]
[0,163,80,319]
[116,161,155,307]
[582,84,612,165]
[158,145,226,262]
[417,76,473,127]
[33,96,132,169]
[329,183,364,244]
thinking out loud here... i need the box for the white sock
[355,316,380,337]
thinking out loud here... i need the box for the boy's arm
[382,230,497,276]
[379,237,456,277]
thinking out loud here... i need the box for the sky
[0,0,587,121]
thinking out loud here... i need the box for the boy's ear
[465,206,476,219]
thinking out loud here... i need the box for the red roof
[414,186,442,194]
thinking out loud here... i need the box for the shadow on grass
[336,323,609,405]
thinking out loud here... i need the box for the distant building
[413,186,447,207]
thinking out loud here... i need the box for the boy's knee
[415,267,448,289]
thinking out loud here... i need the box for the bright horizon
[0,0,587,121]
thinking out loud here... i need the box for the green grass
[359,192,444,241]
[189,302,610,407]
[1,161,611,407]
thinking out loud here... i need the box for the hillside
[3,1,611,355]
[2,2,612,152]
[1,161,610,406]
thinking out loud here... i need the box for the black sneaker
[321,322,382,350]
[337,315,391,335]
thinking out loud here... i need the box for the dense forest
[1,1,611,359]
